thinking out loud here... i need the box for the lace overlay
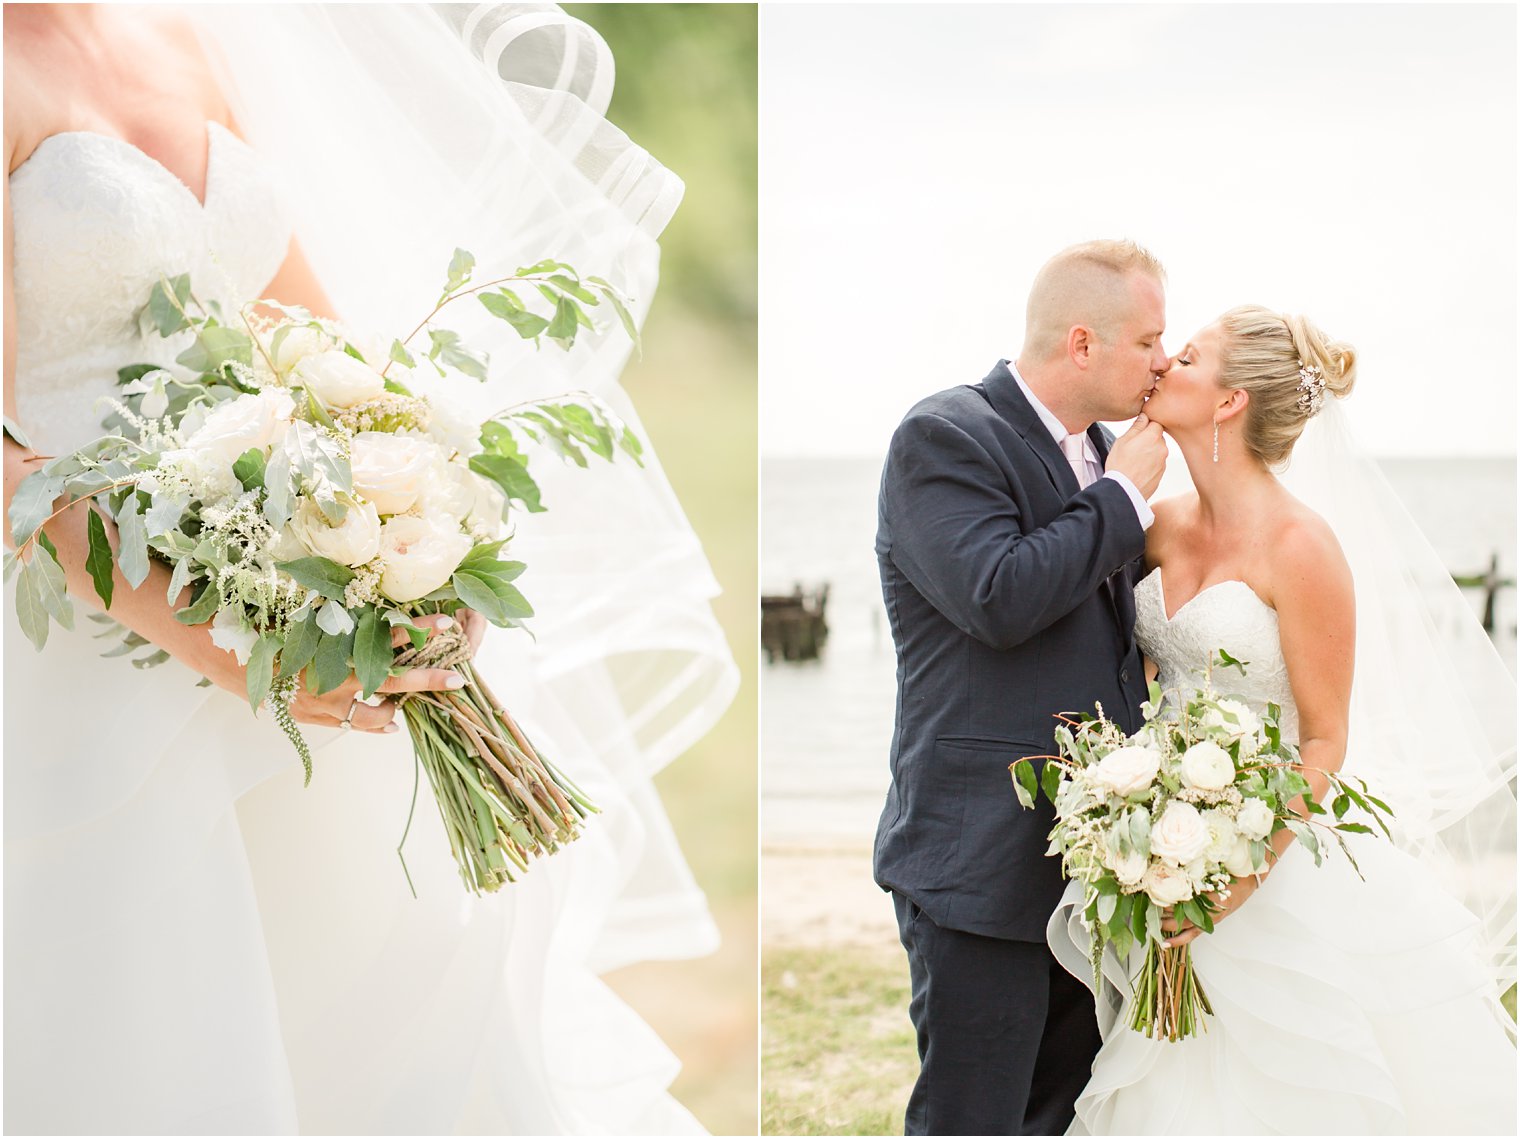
[8,120,290,454]
[1133,567,1298,742]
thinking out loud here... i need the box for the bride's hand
[1160,874,1263,948]
[287,609,490,735]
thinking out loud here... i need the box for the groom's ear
[1067,323,1095,369]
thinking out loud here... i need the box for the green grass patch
[763,944,918,1136]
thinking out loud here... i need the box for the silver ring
[339,700,359,732]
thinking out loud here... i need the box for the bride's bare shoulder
[1264,494,1351,604]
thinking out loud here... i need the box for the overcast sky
[759,3,1517,458]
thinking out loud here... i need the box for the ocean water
[761,454,1517,845]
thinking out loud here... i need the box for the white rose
[269,324,334,374]
[1149,800,1211,865]
[377,515,473,603]
[425,395,485,458]
[209,606,257,665]
[350,432,440,515]
[1141,860,1195,908]
[1235,797,1276,841]
[1222,834,1259,878]
[1110,849,1148,889]
[1203,697,1263,740]
[291,497,382,568]
[1201,808,1239,864]
[292,350,386,410]
[182,388,295,465]
[1089,745,1162,798]
[265,523,309,564]
[1179,740,1235,792]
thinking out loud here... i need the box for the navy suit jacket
[873,360,1150,941]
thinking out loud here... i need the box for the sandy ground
[763,845,900,950]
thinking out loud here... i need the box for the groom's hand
[1105,414,1167,498]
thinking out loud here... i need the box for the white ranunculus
[270,324,333,374]
[1089,745,1162,798]
[1141,860,1195,908]
[182,388,295,466]
[377,515,473,603]
[210,606,257,665]
[291,497,382,568]
[1179,740,1235,792]
[350,432,439,515]
[1222,834,1258,878]
[1110,849,1148,889]
[1201,808,1239,864]
[1204,698,1263,739]
[1150,800,1211,865]
[292,350,386,410]
[1236,797,1276,841]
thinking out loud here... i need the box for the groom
[874,239,1170,1135]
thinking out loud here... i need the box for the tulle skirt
[1049,839,1516,1135]
[3,591,720,1135]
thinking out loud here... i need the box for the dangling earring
[1212,420,1219,463]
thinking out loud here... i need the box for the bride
[4,4,735,1133]
[1050,305,1516,1133]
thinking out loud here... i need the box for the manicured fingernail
[445,675,465,689]
[436,616,454,630]
[383,723,399,733]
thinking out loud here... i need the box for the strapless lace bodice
[1133,566,1298,741]
[8,120,291,454]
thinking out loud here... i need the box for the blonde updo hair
[1216,305,1357,465]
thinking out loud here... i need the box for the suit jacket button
[1120,669,1131,683]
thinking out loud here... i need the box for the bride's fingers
[1163,926,1202,949]
[377,666,465,695]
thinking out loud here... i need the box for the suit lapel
[982,360,1079,498]
[1088,422,1137,646]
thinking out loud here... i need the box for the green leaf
[452,569,533,626]
[85,505,115,609]
[442,247,475,296]
[316,599,355,636]
[1331,793,1350,819]
[262,446,294,530]
[547,274,598,305]
[15,544,71,649]
[1334,822,1373,835]
[479,290,551,341]
[311,628,355,695]
[389,339,417,368]
[516,258,575,277]
[277,611,322,680]
[545,295,580,349]
[116,363,161,387]
[353,607,392,699]
[115,496,150,588]
[1216,648,1249,674]
[175,325,253,373]
[144,491,190,537]
[1040,757,1061,804]
[3,415,33,448]
[142,274,192,338]
[246,634,278,712]
[232,448,267,491]
[1129,893,1149,941]
[1012,761,1036,809]
[176,580,221,626]
[1285,819,1322,864]
[9,470,64,548]
[426,328,490,381]
[1096,891,1118,925]
[277,556,356,601]
[469,453,543,513]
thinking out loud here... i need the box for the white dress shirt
[1008,362,1155,530]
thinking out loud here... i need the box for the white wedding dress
[4,113,731,1136]
[1049,568,1516,1135]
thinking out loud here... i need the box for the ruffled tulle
[1049,840,1516,1135]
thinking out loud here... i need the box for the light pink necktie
[1061,432,1093,489]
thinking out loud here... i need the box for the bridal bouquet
[6,250,644,895]
[1011,652,1396,1041]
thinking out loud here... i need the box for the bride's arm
[1165,514,1354,946]
[2,168,467,734]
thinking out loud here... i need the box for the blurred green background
[562,5,757,1135]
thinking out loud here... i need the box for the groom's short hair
[1023,239,1166,361]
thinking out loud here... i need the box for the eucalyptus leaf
[545,295,579,349]
[279,556,356,601]
[131,649,171,670]
[1040,758,1060,804]
[277,611,322,681]
[311,628,355,695]
[3,415,33,449]
[245,635,279,711]
[233,448,266,491]
[115,496,150,588]
[176,580,221,626]
[469,453,543,513]
[176,325,253,373]
[353,607,391,699]
[516,258,575,277]
[165,554,194,608]
[9,470,64,548]
[547,274,598,305]
[144,490,190,537]
[316,599,355,636]
[1012,761,1036,809]
[428,329,490,381]
[85,506,116,609]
